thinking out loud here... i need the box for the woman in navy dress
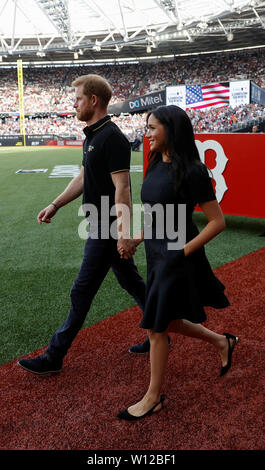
[117,105,238,421]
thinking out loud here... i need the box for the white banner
[229,80,250,108]
[166,86,186,109]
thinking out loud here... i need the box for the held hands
[117,238,139,259]
[37,204,57,224]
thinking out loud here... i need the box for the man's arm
[37,166,84,224]
[111,170,131,236]
[111,170,136,257]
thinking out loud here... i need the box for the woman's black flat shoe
[220,332,239,377]
[117,394,166,421]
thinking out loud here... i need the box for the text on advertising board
[129,93,164,110]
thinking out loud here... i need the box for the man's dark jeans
[46,229,146,360]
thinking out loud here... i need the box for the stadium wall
[0,134,82,147]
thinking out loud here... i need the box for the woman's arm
[184,200,226,257]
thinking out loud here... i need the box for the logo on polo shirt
[87,145,94,152]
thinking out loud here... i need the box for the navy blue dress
[140,159,230,332]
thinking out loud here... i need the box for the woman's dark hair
[146,105,206,192]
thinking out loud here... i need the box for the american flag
[186,83,230,110]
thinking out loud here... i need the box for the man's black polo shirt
[82,115,131,219]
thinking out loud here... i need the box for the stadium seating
[0,49,265,137]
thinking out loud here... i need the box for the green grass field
[0,147,264,365]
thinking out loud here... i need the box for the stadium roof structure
[0,0,265,65]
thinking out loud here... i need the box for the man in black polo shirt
[17,74,149,376]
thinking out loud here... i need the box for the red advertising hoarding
[143,133,265,219]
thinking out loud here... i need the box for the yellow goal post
[17,59,26,146]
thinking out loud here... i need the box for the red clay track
[0,248,264,450]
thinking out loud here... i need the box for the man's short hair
[72,74,112,107]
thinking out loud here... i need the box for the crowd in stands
[188,103,265,132]
[0,48,264,136]
[1,103,264,138]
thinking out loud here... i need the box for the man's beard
[77,108,94,122]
